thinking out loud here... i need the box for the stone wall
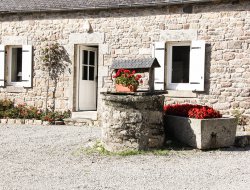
[101,93,165,151]
[0,1,249,127]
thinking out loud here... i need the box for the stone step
[64,118,99,127]
[71,111,97,120]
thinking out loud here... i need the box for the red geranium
[113,68,142,87]
[164,104,222,119]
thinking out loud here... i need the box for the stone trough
[101,92,165,152]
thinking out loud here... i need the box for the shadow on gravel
[164,138,195,151]
[164,137,250,152]
[219,145,250,152]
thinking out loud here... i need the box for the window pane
[89,66,94,81]
[89,51,95,66]
[83,50,88,65]
[11,47,22,82]
[82,66,88,80]
[172,46,190,83]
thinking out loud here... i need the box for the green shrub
[0,99,14,111]
[0,99,71,123]
[41,110,71,124]
[3,108,19,119]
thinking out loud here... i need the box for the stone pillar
[101,93,165,151]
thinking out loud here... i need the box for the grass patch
[73,141,170,157]
[151,149,170,156]
[116,149,146,156]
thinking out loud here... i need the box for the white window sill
[165,90,197,98]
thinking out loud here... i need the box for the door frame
[76,45,98,111]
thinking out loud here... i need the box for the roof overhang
[0,0,226,14]
[111,58,161,69]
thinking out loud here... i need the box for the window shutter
[0,45,5,87]
[153,42,165,90]
[22,45,33,87]
[189,40,205,91]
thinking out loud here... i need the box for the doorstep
[71,111,97,120]
[63,118,99,127]
[64,111,99,127]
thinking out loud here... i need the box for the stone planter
[165,115,237,150]
[101,92,165,151]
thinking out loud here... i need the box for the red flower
[164,104,222,119]
[113,69,143,87]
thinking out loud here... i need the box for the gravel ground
[0,124,249,190]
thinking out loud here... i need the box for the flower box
[165,115,237,149]
[115,84,137,92]
[112,69,142,92]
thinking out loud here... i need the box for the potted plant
[164,104,237,149]
[112,69,142,92]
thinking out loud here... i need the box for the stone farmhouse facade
[0,0,249,126]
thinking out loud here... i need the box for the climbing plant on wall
[41,42,71,112]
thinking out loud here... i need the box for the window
[82,50,96,81]
[0,45,32,87]
[10,47,23,82]
[153,40,205,91]
[170,44,190,83]
[167,42,192,90]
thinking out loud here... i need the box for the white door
[78,46,98,111]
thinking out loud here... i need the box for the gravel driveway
[0,124,249,190]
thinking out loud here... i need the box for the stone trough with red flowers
[164,104,237,150]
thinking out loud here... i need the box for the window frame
[6,45,24,87]
[166,41,194,91]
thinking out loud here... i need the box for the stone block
[55,121,64,125]
[15,119,25,125]
[25,119,34,125]
[0,119,8,124]
[148,136,165,148]
[223,53,235,61]
[8,119,16,124]
[99,44,110,55]
[101,93,165,151]
[160,29,197,41]
[98,66,109,77]
[33,120,43,125]
[2,36,28,45]
[165,115,237,149]
[214,102,231,110]
[239,102,250,109]
[139,48,151,55]
[42,121,50,125]
[228,41,242,49]
[146,111,163,124]
[69,33,104,44]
